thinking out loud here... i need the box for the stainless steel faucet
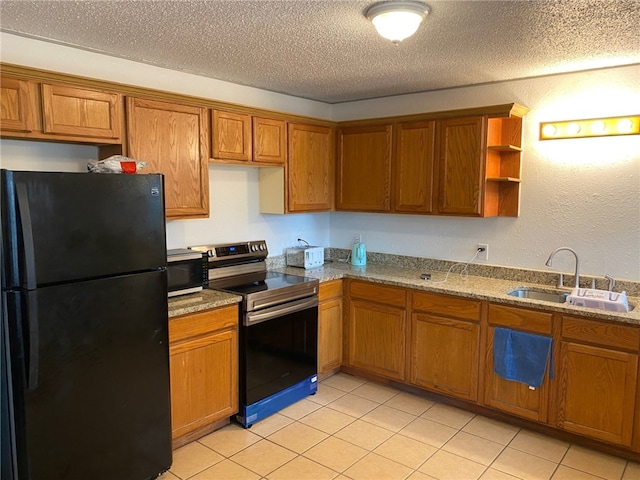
[545,247,580,288]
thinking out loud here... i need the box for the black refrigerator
[0,170,172,480]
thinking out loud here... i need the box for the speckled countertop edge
[271,262,640,326]
[168,289,241,318]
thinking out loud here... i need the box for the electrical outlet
[354,233,361,243]
[477,243,489,262]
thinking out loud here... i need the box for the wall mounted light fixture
[365,1,430,44]
[539,115,640,140]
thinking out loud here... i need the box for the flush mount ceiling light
[365,1,430,44]
[539,115,640,140]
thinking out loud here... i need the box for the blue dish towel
[493,327,553,388]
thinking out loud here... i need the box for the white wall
[1,33,639,280]
[331,65,640,281]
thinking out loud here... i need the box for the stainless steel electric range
[189,240,319,428]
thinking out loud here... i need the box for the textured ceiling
[1,0,639,103]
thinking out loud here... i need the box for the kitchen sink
[507,287,569,303]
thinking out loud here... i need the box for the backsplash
[267,248,640,297]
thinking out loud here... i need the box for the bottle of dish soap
[351,241,366,266]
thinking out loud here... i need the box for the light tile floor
[159,373,640,480]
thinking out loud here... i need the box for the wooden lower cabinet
[554,315,639,447]
[483,304,553,422]
[318,280,343,377]
[410,291,481,401]
[168,305,239,445]
[347,281,407,380]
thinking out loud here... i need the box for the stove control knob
[260,244,266,251]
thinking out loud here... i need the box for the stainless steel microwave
[166,249,207,297]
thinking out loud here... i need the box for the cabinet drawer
[561,316,640,351]
[169,305,239,344]
[319,279,343,302]
[488,304,552,335]
[349,281,406,308]
[412,291,480,321]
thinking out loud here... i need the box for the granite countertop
[271,261,640,326]
[167,259,639,326]
[168,289,241,318]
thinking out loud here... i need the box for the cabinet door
[0,76,37,132]
[556,341,637,446]
[437,116,486,216]
[484,326,549,422]
[212,110,252,161]
[253,116,287,164]
[348,299,406,380]
[169,328,238,441]
[484,304,552,422]
[395,121,436,213]
[127,97,209,218]
[288,123,333,212]
[41,83,122,141]
[411,313,479,401]
[318,297,343,375]
[337,124,392,212]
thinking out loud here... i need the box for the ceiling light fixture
[539,115,640,140]
[365,1,430,44]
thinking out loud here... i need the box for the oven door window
[241,305,318,406]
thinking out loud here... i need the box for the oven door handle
[245,296,318,327]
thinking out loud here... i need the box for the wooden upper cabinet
[126,97,209,219]
[211,109,286,165]
[41,83,122,141]
[259,121,333,214]
[253,116,287,164]
[0,76,38,132]
[437,116,486,216]
[212,110,252,161]
[394,120,436,213]
[288,123,333,212]
[1,76,122,143]
[337,124,393,212]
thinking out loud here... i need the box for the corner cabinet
[126,97,209,219]
[168,305,239,447]
[336,124,393,212]
[553,315,639,447]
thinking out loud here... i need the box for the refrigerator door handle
[24,290,39,390]
[15,183,37,290]
[16,183,39,389]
